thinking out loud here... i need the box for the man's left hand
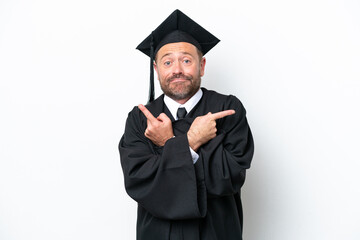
[138,104,174,147]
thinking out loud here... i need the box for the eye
[164,61,171,66]
[183,59,191,64]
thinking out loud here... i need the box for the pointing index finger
[210,109,236,120]
[138,104,156,122]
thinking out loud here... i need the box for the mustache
[167,74,192,82]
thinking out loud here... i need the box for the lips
[167,74,192,83]
[170,78,189,83]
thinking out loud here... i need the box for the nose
[172,60,183,75]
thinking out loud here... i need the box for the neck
[171,87,201,105]
[174,97,191,105]
[171,90,198,105]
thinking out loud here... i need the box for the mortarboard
[136,9,220,103]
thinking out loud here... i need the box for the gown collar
[163,89,203,120]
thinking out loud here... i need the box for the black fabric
[136,9,220,57]
[176,107,187,119]
[119,88,254,240]
[155,30,202,56]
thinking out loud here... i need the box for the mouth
[168,75,192,83]
[170,78,190,83]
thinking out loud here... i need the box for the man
[119,9,254,240]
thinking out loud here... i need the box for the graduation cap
[136,9,220,103]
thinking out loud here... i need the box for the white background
[1,0,359,239]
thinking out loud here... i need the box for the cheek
[156,68,167,80]
[188,65,201,76]
[158,71,171,84]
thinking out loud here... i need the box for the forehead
[156,42,199,59]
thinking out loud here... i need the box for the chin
[169,88,197,101]
[161,80,200,101]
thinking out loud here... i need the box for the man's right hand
[138,104,174,147]
[187,110,235,152]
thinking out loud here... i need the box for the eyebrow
[159,51,194,61]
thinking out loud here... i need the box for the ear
[200,57,206,77]
[153,61,160,80]
[153,61,157,72]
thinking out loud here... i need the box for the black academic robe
[119,88,254,240]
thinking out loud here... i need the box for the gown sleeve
[119,107,207,220]
[199,95,254,197]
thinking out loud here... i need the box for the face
[154,42,206,103]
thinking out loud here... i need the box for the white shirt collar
[164,88,203,120]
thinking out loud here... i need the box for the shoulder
[201,88,246,114]
[126,94,165,121]
[124,106,144,134]
[201,89,250,133]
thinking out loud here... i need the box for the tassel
[148,32,155,103]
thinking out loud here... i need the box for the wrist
[160,134,175,146]
[187,131,201,152]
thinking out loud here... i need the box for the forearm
[120,134,206,219]
[197,111,254,196]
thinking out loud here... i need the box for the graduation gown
[119,88,254,240]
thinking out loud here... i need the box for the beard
[160,73,201,101]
